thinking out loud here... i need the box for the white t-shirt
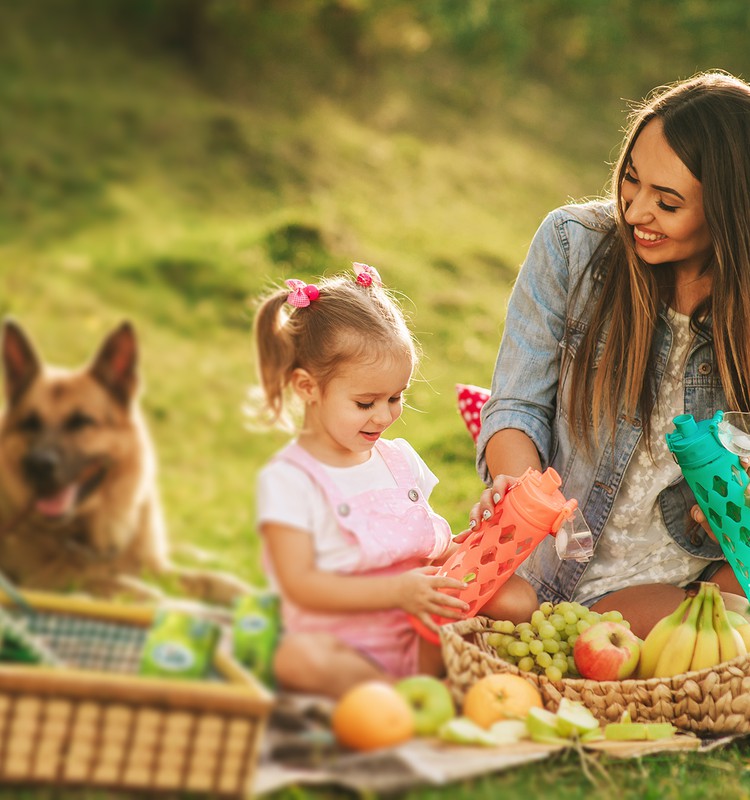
[575,310,709,604]
[256,437,444,573]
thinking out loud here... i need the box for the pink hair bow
[353,262,382,288]
[285,279,320,308]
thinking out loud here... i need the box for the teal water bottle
[665,411,750,600]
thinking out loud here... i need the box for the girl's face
[300,349,414,466]
[620,118,713,277]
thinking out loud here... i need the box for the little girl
[252,263,537,697]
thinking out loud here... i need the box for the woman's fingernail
[468,519,477,529]
[492,492,501,505]
[482,509,492,521]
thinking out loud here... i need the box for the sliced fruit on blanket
[487,719,530,744]
[604,721,677,741]
[526,707,570,744]
[554,698,600,737]
[438,716,502,746]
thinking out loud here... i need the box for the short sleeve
[256,460,318,533]
[390,438,439,498]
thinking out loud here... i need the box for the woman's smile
[633,225,668,246]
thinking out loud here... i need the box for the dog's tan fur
[0,320,250,603]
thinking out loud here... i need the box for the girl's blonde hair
[251,270,417,429]
[569,71,750,449]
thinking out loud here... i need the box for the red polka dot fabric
[456,383,490,443]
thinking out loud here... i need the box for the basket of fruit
[440,582,750,735]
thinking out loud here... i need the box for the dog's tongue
[36,485,78,518]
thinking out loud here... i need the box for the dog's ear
[2,319,41,405]
[90,322,138,406]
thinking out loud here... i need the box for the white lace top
[574,310,709,605]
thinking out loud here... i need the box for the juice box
[232,592,280,687]
[139,609,220,679]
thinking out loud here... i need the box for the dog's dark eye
[17,413,42,434]
[65,411,96,432]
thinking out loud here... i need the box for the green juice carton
[232,592,280,687]
[139,609,220,680]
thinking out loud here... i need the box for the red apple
[573,621,640,680]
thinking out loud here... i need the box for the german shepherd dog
[0,319,251,604]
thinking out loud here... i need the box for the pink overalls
[271,439,452,677]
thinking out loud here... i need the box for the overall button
[698,362,712,375]
[408,489,419,502]
[337,503,350,517]
[690,532,703,546]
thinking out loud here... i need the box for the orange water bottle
[411,467,589,645]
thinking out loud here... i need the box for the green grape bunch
[487,601,630,681]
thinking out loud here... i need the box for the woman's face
[620,118,713,277]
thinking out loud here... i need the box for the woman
[474,72,750,638]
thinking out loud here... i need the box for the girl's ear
[290,368,320,404]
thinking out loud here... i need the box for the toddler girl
[252,263,536,697]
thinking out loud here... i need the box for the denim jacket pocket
[658,478,724,560]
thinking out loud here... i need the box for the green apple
[438,716,498,746]
[395,675,456,736]
[554,699,600,738]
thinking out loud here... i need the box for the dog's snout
[22,449,63,492]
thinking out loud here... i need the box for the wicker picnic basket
[0,589,273,796]
[441,615,750,736]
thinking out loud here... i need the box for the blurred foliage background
[2,0,750,587]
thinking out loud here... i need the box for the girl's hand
[462,474,517,537]
[394,567,469,624]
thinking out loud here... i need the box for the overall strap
[273,443,346,508]
[374,439,415,488]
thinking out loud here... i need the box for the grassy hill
[0,2,625,585]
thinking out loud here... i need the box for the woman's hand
[460,474,518,538]
[690,504,718,543]
[394,567,469,631]
[690,456,750,543]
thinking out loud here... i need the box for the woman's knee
[481,574,538,623]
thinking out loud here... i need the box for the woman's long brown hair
[568,72,750,451]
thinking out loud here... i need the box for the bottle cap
[508,467,577,532]
[666,411,726,468]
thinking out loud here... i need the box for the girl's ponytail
[252,289,298,428]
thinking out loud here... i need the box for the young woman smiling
[472,72,750,638]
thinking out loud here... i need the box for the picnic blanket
[252,692,735,797]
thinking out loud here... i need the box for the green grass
[3,2,750,797]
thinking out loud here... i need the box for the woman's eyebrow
[628,157,686,201]
[651,183,685,201]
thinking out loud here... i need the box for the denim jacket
[476,201,725,604]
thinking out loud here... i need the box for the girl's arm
[261,521,470,619]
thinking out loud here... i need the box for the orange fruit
[462,673,543,729]
[332,680,415,751]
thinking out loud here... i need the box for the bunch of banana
[638,582,748,679]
